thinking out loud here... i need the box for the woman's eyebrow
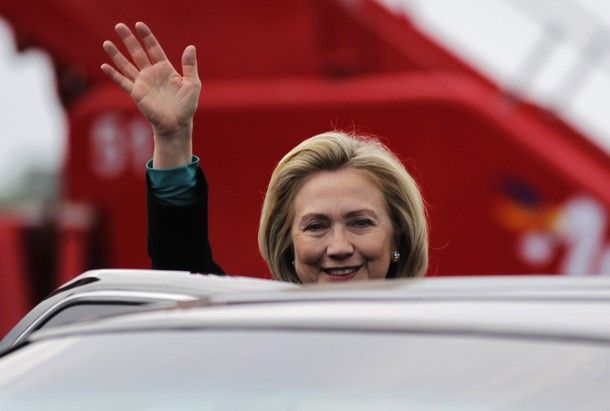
[345,209,378,219]
[298,210,379,222]
[297,213,328,224]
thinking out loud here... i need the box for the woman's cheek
[292,242,322,282]
[293,233,323,261]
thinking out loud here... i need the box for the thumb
[181,45,199,82]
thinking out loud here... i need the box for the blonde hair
[258,131,428,282]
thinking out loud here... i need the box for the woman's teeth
[325,267,359,276]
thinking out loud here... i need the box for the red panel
[66,87,151,269]
[0,0,495,93]
[0,0,323,84]
[0,218,31,336]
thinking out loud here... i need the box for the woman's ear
[393,233,401,250]
[286,245,295,269]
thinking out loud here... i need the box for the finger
[181,45,200,82]
[115,22,151,69]
[101,63,134,94]
[102,40,139,80]
[134,21,169,65]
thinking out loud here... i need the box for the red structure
[0,217,31,334]
[1,0,609,333]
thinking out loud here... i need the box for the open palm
[101,22,201,138]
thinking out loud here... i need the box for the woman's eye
[304,222,327,231]
[351,218,374,228]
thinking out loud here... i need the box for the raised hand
[101,22,201,168]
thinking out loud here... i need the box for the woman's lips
[322,265,362,281]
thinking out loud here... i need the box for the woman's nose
[326,227,354,258]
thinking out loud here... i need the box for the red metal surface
[0,217,31,335]
[0,0,494,103]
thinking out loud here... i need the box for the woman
[101,22,428,282]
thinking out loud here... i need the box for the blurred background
[0,0,609,334]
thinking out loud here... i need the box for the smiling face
[290,167,396,283]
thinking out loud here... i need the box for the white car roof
[31,275,610,344]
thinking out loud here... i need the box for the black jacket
[146,167,224,274]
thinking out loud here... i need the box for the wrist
[152,124,193,169]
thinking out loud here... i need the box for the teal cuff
[146,156,200,206]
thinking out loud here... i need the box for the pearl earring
[392,250,400,262]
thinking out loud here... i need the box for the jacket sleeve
[146,167,224,274]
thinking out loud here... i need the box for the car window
[0,330,608,410]
[38,302,147,330]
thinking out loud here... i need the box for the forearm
[146,167,224,274]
